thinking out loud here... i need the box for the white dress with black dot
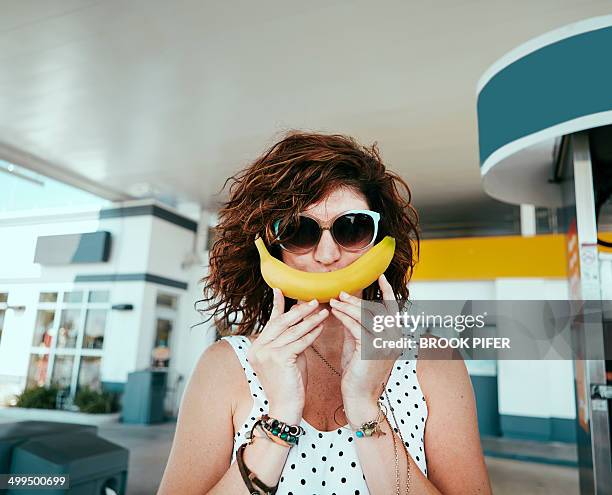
[222,335,428,495]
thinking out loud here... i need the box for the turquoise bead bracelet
[351,402,388,439]
[259,414,305,445]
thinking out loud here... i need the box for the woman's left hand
[329,273,404,424]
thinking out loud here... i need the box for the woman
[158,132,492,494]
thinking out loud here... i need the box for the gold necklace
[310,343,344,418]
[309,343,411,495]
[310,344,341,376]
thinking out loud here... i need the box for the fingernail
[309,299,318,306]
[339,291,349,299]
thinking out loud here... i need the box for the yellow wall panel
[411,234,569,281]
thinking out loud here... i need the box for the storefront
[0,200,215,414]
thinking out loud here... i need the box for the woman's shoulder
[191,337,248,391]
[193,334,260,385]
[193,339,242,383]
[188,337,257,415]
[415,336,470,404]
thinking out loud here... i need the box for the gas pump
[476,16,612,494]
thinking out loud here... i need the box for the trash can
[0,421,97,475]
[9,431,128,495]
[121,370,167,424]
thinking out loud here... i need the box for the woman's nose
[313,229,341,265]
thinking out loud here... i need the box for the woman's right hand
[247,288,329,425]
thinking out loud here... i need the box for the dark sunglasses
[272,209,381,254]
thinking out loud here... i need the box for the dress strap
[220,335,268,404]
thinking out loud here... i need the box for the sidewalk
[98,421,176,495]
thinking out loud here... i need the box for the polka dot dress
[222,335,428,494]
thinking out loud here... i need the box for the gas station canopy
[476,15,612,208]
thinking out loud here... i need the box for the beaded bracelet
[248,422,292,448]
[339,402,388,438]
[258,414,305,446]
[237,414,306,495]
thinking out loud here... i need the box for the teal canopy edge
[477,25,612,166]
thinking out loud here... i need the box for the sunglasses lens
[332,213,376,250]
[279,216,321,253]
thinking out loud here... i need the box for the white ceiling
[0,0,610,222]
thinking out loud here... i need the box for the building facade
[0,200,215,415]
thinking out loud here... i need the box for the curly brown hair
[197,130,420,336]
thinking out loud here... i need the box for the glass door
[152,292,178,369]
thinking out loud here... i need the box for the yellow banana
[254,236,396,302]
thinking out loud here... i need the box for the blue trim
[74,273,188,290]
[102,381,126,394]
[477,25,612,165]
[500,414,576,443]
[551,418,577,443]
[99,204,198,233]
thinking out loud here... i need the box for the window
[39,292,58,303]
[26,354,49,389]
[56,309,81,349]
[153,292,178,369]
[63,291,83,303]
[83,309,107,349]
[32,310,55,347]
[51,355,75,390]
[26,288,111,398]
[156,293,177,310]
[78,356,102,391]
[154,319,172,348]
[88,290,109,303]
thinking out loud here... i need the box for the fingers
[330,292,381,339]
[329,292,363,321]
[275,308,329,346]
[275,299,320,330]
[285,323,325,355]
[330,306,364,342]
[378,274,399,313]
[259,297,320,343]
[270,287,284,320]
